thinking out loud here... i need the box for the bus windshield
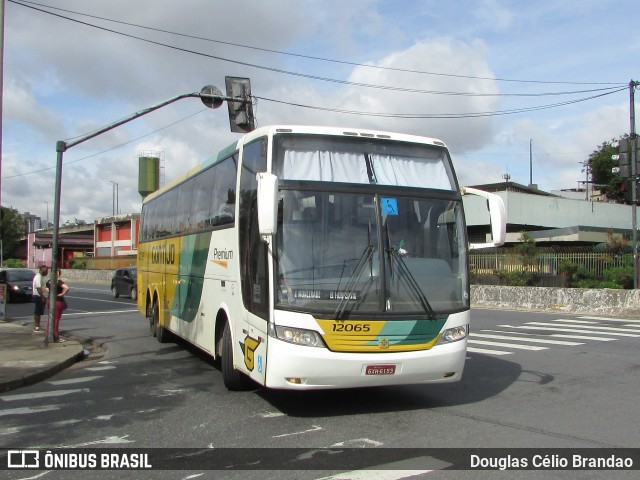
[273,134,468,318]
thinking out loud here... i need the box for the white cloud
[2,0,637,225]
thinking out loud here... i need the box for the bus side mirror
[461,187,507,250]
[256,172,279,238]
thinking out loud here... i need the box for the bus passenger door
[239,213,269,386]
[238,137,269,386]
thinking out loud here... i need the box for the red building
[94,214,140,258]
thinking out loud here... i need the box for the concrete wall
[471,285,640,317]
[61,269,113,284]
[59,269,640,317]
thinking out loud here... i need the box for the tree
[0,206,27,257]
[515,232,538,272]
[587,136,628,203]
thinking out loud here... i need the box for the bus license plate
[365,365,396,375]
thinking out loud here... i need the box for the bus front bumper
[263,337,467,390]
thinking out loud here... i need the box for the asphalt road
[1,284,638,479]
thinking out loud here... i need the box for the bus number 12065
[332,323,371,332]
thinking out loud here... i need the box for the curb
[0,348,86,393]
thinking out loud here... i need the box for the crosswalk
[467,316,640,356]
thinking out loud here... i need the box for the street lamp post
[44,84,249,345]
[110,181,119,215]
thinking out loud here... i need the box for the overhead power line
[3,108,208,180]
[255,87,627,119]
[10,0,627,93]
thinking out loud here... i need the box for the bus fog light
[436,325,469,345]
[269,324,325,348]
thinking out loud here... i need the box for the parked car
[111,267,137,300]
[0,268,36,303]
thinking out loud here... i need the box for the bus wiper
[388,248,437,320]
[333,243,374,320]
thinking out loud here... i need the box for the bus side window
[210,155,237,227]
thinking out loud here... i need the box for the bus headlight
[269,324,325,348]
[436,325,469,345]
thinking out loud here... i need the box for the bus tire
[149,299,171,343]
[148,302,157,337]
[222,322,248,391]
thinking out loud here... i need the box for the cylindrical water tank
[139,156,160,198]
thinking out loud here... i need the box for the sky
[1,0,639,225]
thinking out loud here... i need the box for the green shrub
[602,266,634,289]
[4,258,26,268]
[68,258,87,270]
[497,270,539,286]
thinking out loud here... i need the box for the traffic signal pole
[45,84,252,345]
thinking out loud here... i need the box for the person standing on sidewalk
[32,265,49,333]
[46,269,70,343]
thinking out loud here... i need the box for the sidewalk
[0,320,86,392]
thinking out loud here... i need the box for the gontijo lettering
[151,244,175,265]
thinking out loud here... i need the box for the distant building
[463,181,635,246]
[94,213,140,257]
[27,224,94,269]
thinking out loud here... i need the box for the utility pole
[110,181,118,215]
[629,80,639,289]
[529,139,533,187]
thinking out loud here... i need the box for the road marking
[496,325,623,340]
[86,366,116,371]
[467,339,547,350]
[580,316,640,323]
[556,319,640,330]
[47,376,103,385]
[0,426,22,435]
[0,405,61,416]
[60,435,134,447]
[0,389,89,402]
[474,332,583,345]
[527,322,640,336]
[548,333,615,341]
[259,412,285,418]
[272,425,323,438]
[467,346,513,355]
[59,309,138,317]
[331,438,384,447]
[551,319,599,324]
[9,471,52,479]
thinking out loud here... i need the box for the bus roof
[242,125,448,148]
[142,125,449,204]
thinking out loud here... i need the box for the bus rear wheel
[148,303,157,337]
[221,322,249,391]
[148,301,169,342]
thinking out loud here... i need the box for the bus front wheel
[222,322,249,391]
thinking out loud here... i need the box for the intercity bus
[137,125,505,390]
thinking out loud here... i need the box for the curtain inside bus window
[274,134,456,191]
[281,150,369,183]
[369,154,453,190]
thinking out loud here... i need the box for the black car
[111,267,137,300]
[0,268,36,303]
